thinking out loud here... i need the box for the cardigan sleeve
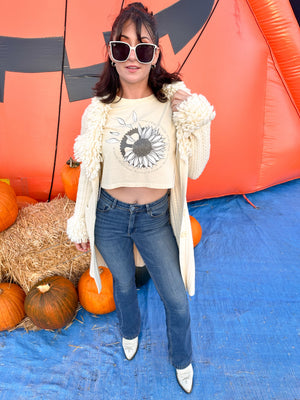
[66,108,92,243]
[188,119,212,179]
[66,168,91,243]
[172,93,216,179]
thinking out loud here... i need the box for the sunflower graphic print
[101,95,176,189]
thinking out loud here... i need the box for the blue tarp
[1,179,299,399]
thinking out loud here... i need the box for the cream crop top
[101,95,176,189]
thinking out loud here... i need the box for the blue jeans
[94,189,192,369]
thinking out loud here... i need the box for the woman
[67,2,215,394]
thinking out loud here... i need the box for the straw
[0,196,90,330]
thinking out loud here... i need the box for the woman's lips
[126,65,140,70]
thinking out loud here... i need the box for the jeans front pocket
[147,196,169,218]
[96,196,112,212]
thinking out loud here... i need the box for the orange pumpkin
[16,195,38,209]
[61,157,80,201]
[189,215,202,247]
[24,276,78,330]
[0,283,26,331]
[78,267,116,315]
[0,181,18,232]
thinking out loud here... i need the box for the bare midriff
[105,187,168,205]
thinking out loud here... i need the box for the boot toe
[122,337,139,360]
[176,364,193,394]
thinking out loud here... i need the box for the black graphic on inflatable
[0,0,214,102]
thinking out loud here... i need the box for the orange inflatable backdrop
[0,0,299,202]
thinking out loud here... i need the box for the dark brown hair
[93,2,181,103]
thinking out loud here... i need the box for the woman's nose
[128,48,137,61]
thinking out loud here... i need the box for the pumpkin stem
[37,283,51,294]
[99,267,104,275]
[66,157,80,168]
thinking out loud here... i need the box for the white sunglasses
[109,41,158,64]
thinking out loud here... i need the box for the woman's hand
[171,89,191,112]
[75,242,90,252]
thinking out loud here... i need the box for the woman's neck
[119,84,153,99]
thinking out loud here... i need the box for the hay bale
[0,196,90,330]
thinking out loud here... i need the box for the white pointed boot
[176,363,194,393]
[122,337,139,360]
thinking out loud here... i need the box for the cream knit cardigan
[67,81,215,296]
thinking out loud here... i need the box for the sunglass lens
[136,44,154,63]
[111,42,129,61]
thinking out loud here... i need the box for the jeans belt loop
[112,198,117,209]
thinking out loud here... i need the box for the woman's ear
[108,44,113,63]
[152,46,160,67]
